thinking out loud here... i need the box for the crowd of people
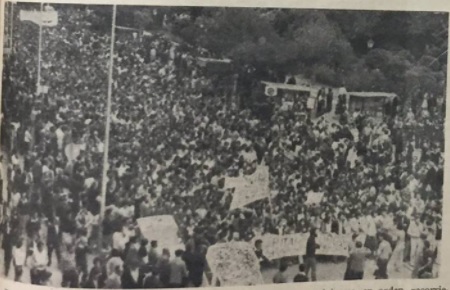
[1,4,444,288]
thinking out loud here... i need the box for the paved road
[0,249,414,287]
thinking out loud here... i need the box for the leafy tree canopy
[167,7,448,98]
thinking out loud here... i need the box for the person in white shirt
[24,129,32,152]
[12,238,27,281]
[30,241,49,285]
[427,228,437,254]
[407,217,423,266]
[75,207,94,240]
[388,224,406,272]
[55,127,65,152]
[112,226,129,255]
[349,215,360,234]
[376,233,392,279]
[365,212,378,255]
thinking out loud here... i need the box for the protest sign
[307,97,316,109]
[206,242,264,286]
[136,215,184,253]
[316,233,351,256]
[36,84,49,95]
[305,191,324,205]
[254,234,305,260]
[20,10,58,26]
[226,164,270,210]
[253,232,351,260]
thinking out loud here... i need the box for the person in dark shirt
[254,239,270,269]
[184,244,206,287]
[418,240,434,279]
[304,228,320,281]
[83,257,106,289]
[148,240,159,267]
[47,217,61,267]
[138,239,149,266]
[326,88,333,113]
[121,263,145,289]
[157,248,171,288]
[142,268,162,289]
[293,264,309,282]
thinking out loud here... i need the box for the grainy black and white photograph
[0,1,447,288]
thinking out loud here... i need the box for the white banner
[20,10,58,26]
[307,97,316,109]
[206,242,264,286]
[36,84,49,95]
[253,232,351,260]
[226,164,270,210]
[305,191,324,205]
[136,215,184,253]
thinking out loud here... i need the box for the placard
[206,242,264,286]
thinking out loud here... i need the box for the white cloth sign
[206,242,264,286]
[307,97,316,109]
[136,215,184,254]
[20,10,58,26]
[253,233,351,260]
[226,164,270,210]
[305,191,324,205]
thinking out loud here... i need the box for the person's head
[162,248,170,258]
[16,238,23,248]
[37,240,44,251]
[111,248,121,257]
[93,257,102,268]
[255,239,263,250]
[299,263,306,273]
[355,241,363,248]
[141,238,149,247]
[352,233,358,241]
[129,236,138,245]
[151,240,158,248]
[423,240,431,249]
[279,262,288,273]
[175,249,184,257]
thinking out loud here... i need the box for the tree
[161,7,447,102]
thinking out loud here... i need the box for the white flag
[20,10,58,27]
[305,191,324,205]
[227,164,270,210]
[36,84,49,95]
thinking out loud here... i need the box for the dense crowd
[1,4,444,288]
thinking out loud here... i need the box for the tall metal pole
[98,4,117,250]
[36,2,43,94]
[10,2,14,51]
[30,2,44,150]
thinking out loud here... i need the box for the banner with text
[226,164,270,210]
[253,232,351,260]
